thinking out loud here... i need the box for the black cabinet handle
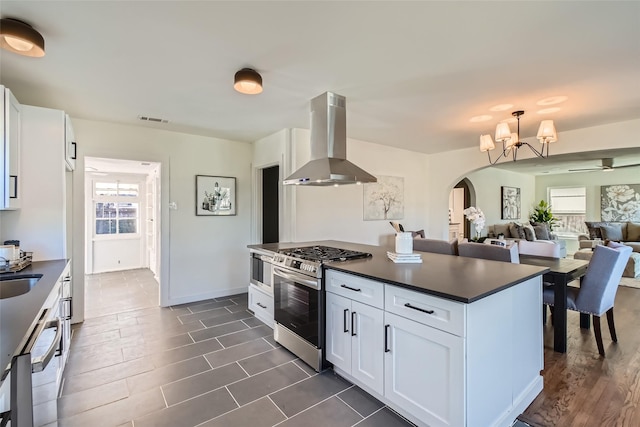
[343,309,349,333]
[71,142,77,160]
[384,325,391,352]
[351,312,357,336]
[256,302,267,309]
[63,297,73,320]
[404,303,434,315]
[340,284,361,292]
[9,175,17,198]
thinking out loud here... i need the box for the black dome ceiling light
[233,68,263,95]
[0,18,45,57]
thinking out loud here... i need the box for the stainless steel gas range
[271,245,371,372]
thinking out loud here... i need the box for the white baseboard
[165,285,248,307]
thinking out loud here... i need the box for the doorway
[450,178,475,239]
[262,165,279,243]
[84,157,162,313]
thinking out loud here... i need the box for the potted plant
[530,200,557,231]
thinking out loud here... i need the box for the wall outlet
[169,202,177,210]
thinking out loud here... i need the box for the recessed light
[537,96,568,106]
[489,104,513,112]
[537,107,561,114]
[469,115,492,123]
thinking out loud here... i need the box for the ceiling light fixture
[0,18,45,57]
[233,68,263,95]
[479,110,558,165]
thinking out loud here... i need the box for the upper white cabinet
[64,114,76,171]
[1,85,22,210]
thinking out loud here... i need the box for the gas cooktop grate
[279,246,371,262]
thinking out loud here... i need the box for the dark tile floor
[57,269,416,427]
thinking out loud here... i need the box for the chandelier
[479,110,557,165]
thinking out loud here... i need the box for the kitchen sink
[0,274,43,299]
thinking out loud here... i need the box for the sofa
[576,221,640,278]
[487,222,567,258]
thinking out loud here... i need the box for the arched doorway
[450,178,476,239]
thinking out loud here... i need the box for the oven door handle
[31,318,62,373]
[272,266,319,290]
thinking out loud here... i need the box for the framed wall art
[363,175,404,220]
[196,175,236,216]
[601,184,640,221]
[501,186,521,220]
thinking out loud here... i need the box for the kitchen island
[248,240,548,427]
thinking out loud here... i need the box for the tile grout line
[235,361,251,377]
[270,392,344,426]
[267,394,290,420]
[351,406,387,426]
[335,392,367,419]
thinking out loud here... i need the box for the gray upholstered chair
[458,241,520,263]
[543,242,632,356]
[413,238,458,255]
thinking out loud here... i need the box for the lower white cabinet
[326,292,384,394]
[248,284,274,328]
[324,270,543,427]
[384,311,464,427]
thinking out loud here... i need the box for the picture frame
[501,186,521,220]
[196,175,236,216]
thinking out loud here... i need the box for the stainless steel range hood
[283,92,377,186]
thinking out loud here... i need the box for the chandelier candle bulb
[395,232,414,254]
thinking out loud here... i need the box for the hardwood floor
[520,284,640,427]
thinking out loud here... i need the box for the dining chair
[458,241,520,263]
[413,238,458,255]
[543,242,632,356]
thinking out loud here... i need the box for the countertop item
[0,259,69,380]
[248,240,548,303]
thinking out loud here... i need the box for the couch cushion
[493,223,512,238]
[624,242,640,253]
[601,224,624,241]
[626,222,640,241]
[532,224,550,240]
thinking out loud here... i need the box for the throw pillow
[606,240,627,249]
[512,223,526,239]
[522,224,537,241]
[533,224,550,240]
[600,224,624,241]
[494,223,511,238]
[585,221,606,239]
[411,229,425,238]
[627,222,640,242]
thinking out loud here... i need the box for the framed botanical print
[196,175,236,216]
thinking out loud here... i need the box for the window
[548,187,587,235]
[94,181,141,236]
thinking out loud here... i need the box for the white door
[325,292,351,374]
[351,300,384,395]
[384,312,465,427]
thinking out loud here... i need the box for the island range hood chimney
[283,92,377,186]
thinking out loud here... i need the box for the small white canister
[395,232,413,254]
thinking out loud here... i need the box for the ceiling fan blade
[568,167,603,172]
[612,163,640,169]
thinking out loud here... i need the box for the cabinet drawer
[385,285,465,337]
[249,284,274,327]
[325,270,384,309]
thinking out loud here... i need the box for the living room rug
[619,276,640,289]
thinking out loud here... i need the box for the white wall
[535,167,640,221]
[464,168,536,230]
[288,129,429,247]
[72,119,253,307]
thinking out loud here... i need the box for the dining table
[520,255,590,353]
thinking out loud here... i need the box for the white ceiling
[1,1,639,173]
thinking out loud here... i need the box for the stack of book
[386,251,423,263]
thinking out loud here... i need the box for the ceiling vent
[137,115,168,123]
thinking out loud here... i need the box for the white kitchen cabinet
[248,284,274,328]
[326,291,384,395]
[0,86,22,210]
[1,106,69,261]
[384,311,464,427]
[64,114,76,171]
[325,269,543,427]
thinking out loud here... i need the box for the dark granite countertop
[248,240,548,304]
[0,259,69,380]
